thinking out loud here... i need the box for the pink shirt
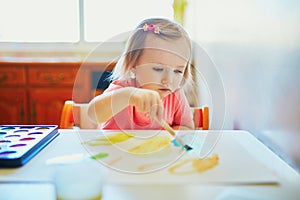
[101,79,193,130]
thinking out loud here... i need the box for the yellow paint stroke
[84,132,134,146]
[107,156,122,166]
[128,135,171,155]
[138,161,169,171]
[168,154,219,175]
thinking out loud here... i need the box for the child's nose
[161,70,172,85]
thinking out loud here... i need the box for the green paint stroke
[90,152,109,160]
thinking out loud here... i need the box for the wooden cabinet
[0,61,114,126]
[0,66,26,85]
[0,89,27,124]
[28,65,80,86]
[0,65,27,124]
[27,65,81,125]
[29,88,73,124]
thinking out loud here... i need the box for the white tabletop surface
[0,129,299,200]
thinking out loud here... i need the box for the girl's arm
[87,87,163,124]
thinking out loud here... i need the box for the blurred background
[185,0,300,171]
[0,0,299,171]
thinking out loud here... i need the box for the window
[0,0,173,43]
[0,0,79,42]
[84,0,173,42]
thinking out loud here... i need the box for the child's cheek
[136,77,157,88]
[174,77,184,88]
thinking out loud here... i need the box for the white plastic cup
[54,160,106,200]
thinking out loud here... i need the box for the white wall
[186,0,300,170]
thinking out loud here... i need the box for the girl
[87,17,195,130]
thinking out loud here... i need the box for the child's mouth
[159,88,171,92]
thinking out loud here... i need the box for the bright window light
[0,0,173,43]
[84,0,174,42]
[0,0,79,42]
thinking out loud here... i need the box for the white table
[0,130,299,200]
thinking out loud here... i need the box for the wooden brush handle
[156,118,176,137]
[155,118,192,150]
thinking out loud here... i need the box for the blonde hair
[111,17,192,87]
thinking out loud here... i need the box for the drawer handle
[44,73,65,84]
[0,74,8,84]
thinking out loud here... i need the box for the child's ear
[131,66,136,73]
[130,66,136,79]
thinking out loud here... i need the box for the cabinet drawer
[0,66,26,86]
[0,88,28,124]
[28,66,80,86]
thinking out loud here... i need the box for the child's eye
[174,69,183,74]
[153,67,164,72]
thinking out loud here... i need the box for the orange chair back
[193,106,209,130]
[59,101,74,129]
[60,101,209,130]
[60,101,97,129]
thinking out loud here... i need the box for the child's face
[133,35,190,98]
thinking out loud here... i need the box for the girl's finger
[149,103,164,121]
[157,105,164,121]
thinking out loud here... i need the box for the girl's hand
[129,88,164,120]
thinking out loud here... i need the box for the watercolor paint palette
[0,125,59,168]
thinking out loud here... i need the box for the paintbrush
[155,118,193,151]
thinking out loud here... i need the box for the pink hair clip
[142,23,160,34]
